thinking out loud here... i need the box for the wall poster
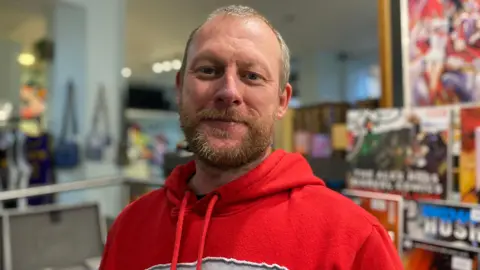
[343,189,404,255]
[347,107,452,235]
[402,0,480,107]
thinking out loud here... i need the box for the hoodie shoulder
[289,183,383,252]
[111,188,168,231]
[297,184,380,224]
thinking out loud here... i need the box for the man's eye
[198,67,216,75]
[245,72,260,80]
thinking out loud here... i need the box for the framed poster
[343,189,404,255]
[403,236,480,270]
[347,107,451,199]
[401,0,480,107]
[347,107,452,236]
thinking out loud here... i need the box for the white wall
[0,39,21,106]
[296,50,379,105]
[48,0,127,218]
[49,3,86,134]
[298,52,343,105]
[345,51,380,103]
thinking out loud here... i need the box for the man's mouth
[202,118,243,124]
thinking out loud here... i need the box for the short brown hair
[179,5,291,90]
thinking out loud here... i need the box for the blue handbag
[55,81,80,169]
[86,84,112,161]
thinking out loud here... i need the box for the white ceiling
[0,0,379,79]
[126,0,380,76]
[0,0,48,52]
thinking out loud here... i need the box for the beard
[179,104,273,169]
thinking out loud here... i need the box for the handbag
[86,84,112,161]
[54,80,80,169]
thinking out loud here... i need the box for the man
[100,5,403,270]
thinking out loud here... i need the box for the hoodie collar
[165,150,324,216]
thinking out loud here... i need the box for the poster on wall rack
[347,107,452,235]
[460,107,480,203]
[347,107,451,199]
[414,199,480,248]
[403,237,480,270]
[342,189,404,255]
[402,0,480,107]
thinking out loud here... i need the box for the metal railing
[0,175,164,202]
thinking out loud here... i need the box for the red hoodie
[100,150,403,270]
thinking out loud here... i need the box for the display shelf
[125,108,178,120]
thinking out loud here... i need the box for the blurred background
[0,0,387,269]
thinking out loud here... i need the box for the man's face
[176,15,291,169]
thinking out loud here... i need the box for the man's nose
[213,71,242,108]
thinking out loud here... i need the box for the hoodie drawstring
[171,192,219,270]
[171,191,190,270]
[196,194,218,270]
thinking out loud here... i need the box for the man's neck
[188,149,271,195]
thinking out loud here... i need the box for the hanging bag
[54,80,80,168]
[116,85,130,166]
[85,84,112,161]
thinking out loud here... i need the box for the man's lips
[200,119,247,129]
[201,118,245,124]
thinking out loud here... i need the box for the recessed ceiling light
[152,62,163,73]
[18,53,35,66]
[121,67,132,78]
[163,61,172,72]
[172,59,182,70]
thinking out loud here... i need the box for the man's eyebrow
[237,59,272,77]
[189,49,273,76]
[189,50,224,67]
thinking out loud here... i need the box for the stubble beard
[179,104,273,169]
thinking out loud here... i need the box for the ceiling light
[18,53,35,66]
[163,61,172,72]
[172,59,182,70]
[152,62,164,73]
[121,67,132,78]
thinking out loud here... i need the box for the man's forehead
[193,15,278,48]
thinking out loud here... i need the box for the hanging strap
[90,84,111,135]
[116,84,130,166]
[59,80,78,141]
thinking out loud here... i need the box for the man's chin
[205,136,243,149]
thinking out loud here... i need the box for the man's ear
[175,71,182,105]
[276,82,292,119]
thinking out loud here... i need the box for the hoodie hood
[165,149,324,216]
[164,150,325,269]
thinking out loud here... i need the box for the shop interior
[0,0,477,269]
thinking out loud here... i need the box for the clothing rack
[0,111,32,210]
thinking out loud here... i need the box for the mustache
[195,109,250,124]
